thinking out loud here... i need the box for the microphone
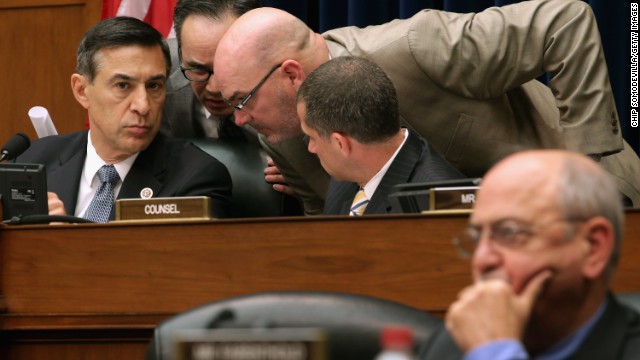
[0,132,31,161]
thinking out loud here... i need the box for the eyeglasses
[452,218,583,258]
[224,63,282,111]
[180,66,214,82]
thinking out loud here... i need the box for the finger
[267,158,275,166]
[519,270,553,309]
[264,166,273,175]
[265,174,287,184]
[264,166,281,176]
[273,184,298,197]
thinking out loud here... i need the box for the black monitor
[0,163,48,220]
[387,178,482,213]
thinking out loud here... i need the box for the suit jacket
[161,38,256,142]
[418,293,640,360]
[15,131,233,219]
[261,0,640,210]
[324,130,465,215]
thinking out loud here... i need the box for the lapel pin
[140,187,153,199]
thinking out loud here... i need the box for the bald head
[214,7,330,94]
[475,149,623,275]
[482,151,565,215]
[212,7,330,142]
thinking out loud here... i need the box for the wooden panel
[0,214,471,315]
[0,0,101,144]
[0,211,639,359]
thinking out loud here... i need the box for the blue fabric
[464,340,528,360]
[83,164,120,223]
[263,0,637,155]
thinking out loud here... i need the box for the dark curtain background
[263,0,637,156]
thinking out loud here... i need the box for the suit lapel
[116,136,166,200]
[324,180,359,215]
[366,131,421,214]
[110,135,167,219]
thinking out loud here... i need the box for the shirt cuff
[463,340,529,360]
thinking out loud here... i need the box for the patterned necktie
[84,164,120,223]
[350,188,369,216]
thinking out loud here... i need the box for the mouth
[204,98,229,109]
[126,125,151,136]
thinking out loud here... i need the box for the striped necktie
[350,188,369,216]
[84,164,120,223]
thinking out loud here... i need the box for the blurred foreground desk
[1,211,639,359]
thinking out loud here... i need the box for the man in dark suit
[160,0,261,141]
[420,150,640,359]
[296,57,464,215]
[16,16,232,220]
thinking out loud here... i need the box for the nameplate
[428,186,478,213]
[174,328,326,360]
[115,196,211,221]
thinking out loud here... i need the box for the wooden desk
[1,211,639,359]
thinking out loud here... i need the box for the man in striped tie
[296,56,465,216]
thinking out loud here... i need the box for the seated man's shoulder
[16,131,86,162]
[615,293,640,359]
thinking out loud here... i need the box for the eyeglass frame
[180,65,214,83]
[452,217,586,259]
[223,63,282,111]
[177,46,214,83]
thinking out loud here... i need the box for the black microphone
[0,132,31,161]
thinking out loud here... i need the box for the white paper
[28,106,58,138]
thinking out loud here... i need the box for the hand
[445,270,552,351]
[264,158,298,197]
[47,192,67,216]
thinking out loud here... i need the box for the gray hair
[558,157,624,277]
[76,16,171,82]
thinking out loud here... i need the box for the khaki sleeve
[259,134,329,215]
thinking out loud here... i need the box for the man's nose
[131,86,150,115]
[234,109,251,126]
[472,232,502,275]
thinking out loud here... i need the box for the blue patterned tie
[350,188,369,216]
[84,165,120,223]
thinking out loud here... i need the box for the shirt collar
[84,131,138,185]
[361,128,409,198]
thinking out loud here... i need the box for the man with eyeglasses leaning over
[161,0,302,215]
[420,150,640,359]
[161,0,261,141]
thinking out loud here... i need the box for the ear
[71,73,91,110]
[580,216,615,279]
[281,59,306,90]
[330,132,352,157]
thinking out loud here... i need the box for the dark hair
[296,56,400,143]
[76,16,171,83]
[173,0,262,49]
